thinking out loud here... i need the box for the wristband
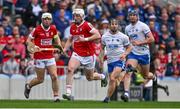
[84,38,89,41]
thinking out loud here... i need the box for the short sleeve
[142,23,151,35]
[123,34,130,46]
[86,22,94,33]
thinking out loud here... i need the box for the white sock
[125,92,129,97]
[27,84,31,89]
[66,85,72,95]
[54,95,59,100]
[100,74,105,80]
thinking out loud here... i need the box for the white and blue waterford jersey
[102,31,130,64]
[125,21,150,55]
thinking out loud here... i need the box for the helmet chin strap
[75,19,84,25]
[42,23,49,29]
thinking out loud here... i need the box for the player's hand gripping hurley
[27,42,68,56]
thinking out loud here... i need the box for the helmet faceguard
[128,9,138,16]
[72,8,85,19]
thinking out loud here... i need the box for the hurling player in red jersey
[24,13,63,102]
[62,8,108,100]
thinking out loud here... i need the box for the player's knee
[125,73,131,78]
[67,67,74,74]
[51,74,58,81]
[109,76,116,82]
[86,76,93,81]
[145,72,154,79]
[37,78,44,83]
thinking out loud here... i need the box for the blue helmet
[128,9,138,16]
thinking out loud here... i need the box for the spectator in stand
[159,12,174,33]
[13,34,26,59]
[2,17,12,36]
[148,14,160,33]
[171,4,180,23]
[38,4,49,23]
[0,26,7,72]
[24,0,42,27]
[148,0,161,21]
[173,28,180,49]
[148,20,159,59]
[85,8,96,23]
[15,0,29,16]
[149,20,159,45]
[116,12,127,33]
[0,6,5,25]
[166,56,180,78]
[161,7,168,15]
[14,16,28,36]
[154,47,168,79]
[168,47,180,64]
[1,38,15,63]
[166,37,176,54]
[47,0,59,14]
[167,4,175,23]
[72,0,87,10]
[19,58,27,75]
[135,0,145,22]
[114,3,125,17]
[174,14,180,29]
[2,48,19,75]
[53,8,69,39]
[3,0,15,12]
[144,5,156,22]
[87,0,103,20]
[104,0,117,19]
[0,26,7,51]
[99,19,109,35]
[54,1,72,22]
[159,24,171,47]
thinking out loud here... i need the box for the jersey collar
[41,23,50,31]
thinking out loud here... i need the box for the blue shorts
[107,60,125,73]
[127,52,150,65]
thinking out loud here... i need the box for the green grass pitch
[0,100,180,108]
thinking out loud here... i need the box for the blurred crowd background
[0,0,179,79]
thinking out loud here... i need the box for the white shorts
[35,58,56,68]
[71,52,96,69]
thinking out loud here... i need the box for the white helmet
[72,8,85,19]
[41,12,52,19]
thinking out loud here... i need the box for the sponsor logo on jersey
[41,38,52,45]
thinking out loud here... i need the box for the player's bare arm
[78,28,101,42]
[99,44,105,70]
[63,36,73,52]
[120,44,132,61]
[26,37,40,54]
[131,32,154,46]
[53,34,65,54]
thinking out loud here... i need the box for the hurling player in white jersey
[101,19,132,103]
[121,9,155,102]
